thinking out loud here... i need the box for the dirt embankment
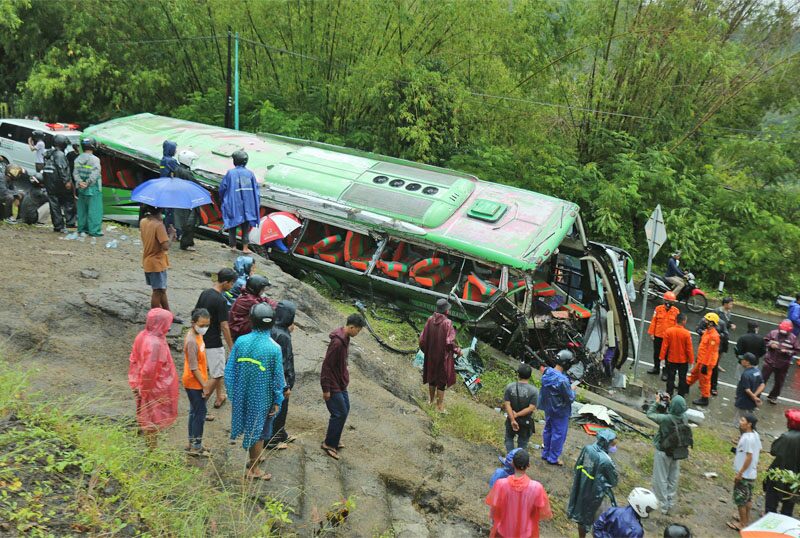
[0,223,776,537]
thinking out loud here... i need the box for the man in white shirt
[728,414,761,531]
[28,131,46,172]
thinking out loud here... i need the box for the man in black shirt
[195,268,237,410]
[735,322,766,361]
[502,363,539,452]
[734,353,765,424]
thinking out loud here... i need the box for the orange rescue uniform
[686,326,719,398]
[659,325,694,364]
[648,304,680,339]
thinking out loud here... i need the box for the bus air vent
[405,183,421,191]
[467,199,508,222]
[373,175,389,184]
[343,184,433,219]
[389,179,405,188]
[371,162,462,186]
[422,186,439,195]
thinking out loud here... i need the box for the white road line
[624,357,800,405]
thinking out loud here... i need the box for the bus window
[302,222,347,265]
[343,231,378,272]
[375,240,420,281]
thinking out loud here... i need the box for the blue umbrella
[130,177,212,209]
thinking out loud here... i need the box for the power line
[110,35,223,45]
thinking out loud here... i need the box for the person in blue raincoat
[224,255,256,306]
[568,429,620,538]
[219,150,260,254]
[225,303,284,481]
[538,349,576,466]
[593,487,658,538]
[159,140,179,177]
[489,448,522,488]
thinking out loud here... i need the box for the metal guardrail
[776,294,793,309]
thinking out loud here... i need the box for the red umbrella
[249,211,303,245]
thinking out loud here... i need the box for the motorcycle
[638,271,708,313]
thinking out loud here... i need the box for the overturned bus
[83,113,638,379]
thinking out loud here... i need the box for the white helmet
[177,150,198,168]
[628,487,658,518]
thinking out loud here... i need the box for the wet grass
[422,402,505,449]
[0,358,294,537]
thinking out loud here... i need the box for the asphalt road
[625,294,800,405]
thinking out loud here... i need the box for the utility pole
[234,32,240,131]
[225,27,232,129]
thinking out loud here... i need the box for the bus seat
[377,260,409,279]
[410,258,453,289]
[532,281,556,297]
[313,234,344,264]
[115,169,137,189]
[490,277,528,292]
[197,200,222,226]
[462,273,498,301]
[560,302,592,319]
[295,222,331,257]
[344,231,375,271]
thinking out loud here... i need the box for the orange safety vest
[648,304,680,339]
[697,326,720,366]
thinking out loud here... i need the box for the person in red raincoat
[420,298,462,413]
[128,308,178,449]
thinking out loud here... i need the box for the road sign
[644,204,667,257]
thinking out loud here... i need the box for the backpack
[659,416,693,460]
[41,148,57,187]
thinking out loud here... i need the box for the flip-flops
[213,397,227,409]
[726,521,742,531]
[321,444,340,460]
[187,446,211,458]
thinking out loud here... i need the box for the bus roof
[85,113,578,270]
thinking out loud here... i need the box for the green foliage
[765,468,800,501]
[3,0,800,298]
[422,401,504,448]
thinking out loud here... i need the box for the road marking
[625,358,800,405]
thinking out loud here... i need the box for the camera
[658,392,671,402]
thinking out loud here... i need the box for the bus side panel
[586,242,639,367]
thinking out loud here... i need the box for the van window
[0,123,13,140]
[11,125,33,144]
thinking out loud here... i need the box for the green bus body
[84,114,639,372]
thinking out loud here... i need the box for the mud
[0,222,783,537]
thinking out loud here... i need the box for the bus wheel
[685,294,707,313]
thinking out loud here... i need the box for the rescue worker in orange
[660,313,694,397]
[686,312,720,406]
[647,292,680,378]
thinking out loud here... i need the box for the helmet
[178,149,198,168]
[53,134,68,149]
[704,312,719,325]
[663,524,691,538]
[31,130,44,141]
[779,320,793,332]
[672,250,682,257]
[663,291,677,302]
[555,349,574,367]
[628,487,658,518]
[80,137,96,150]
[31,172,44,185]
[232,150,248,166]
[786,408,800,431]
[5,164,23,178]
[249,303,274,330]
[245,275,270,296]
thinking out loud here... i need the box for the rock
[80,269,100,279]
[82,286,150,323]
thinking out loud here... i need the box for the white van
[0,119,82,174]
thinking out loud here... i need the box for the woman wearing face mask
[567,429,620,538]
[182,308,212,457]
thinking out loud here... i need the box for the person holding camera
[646,393,691,515]
[538,349,577,466]
[502,363,538,453]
